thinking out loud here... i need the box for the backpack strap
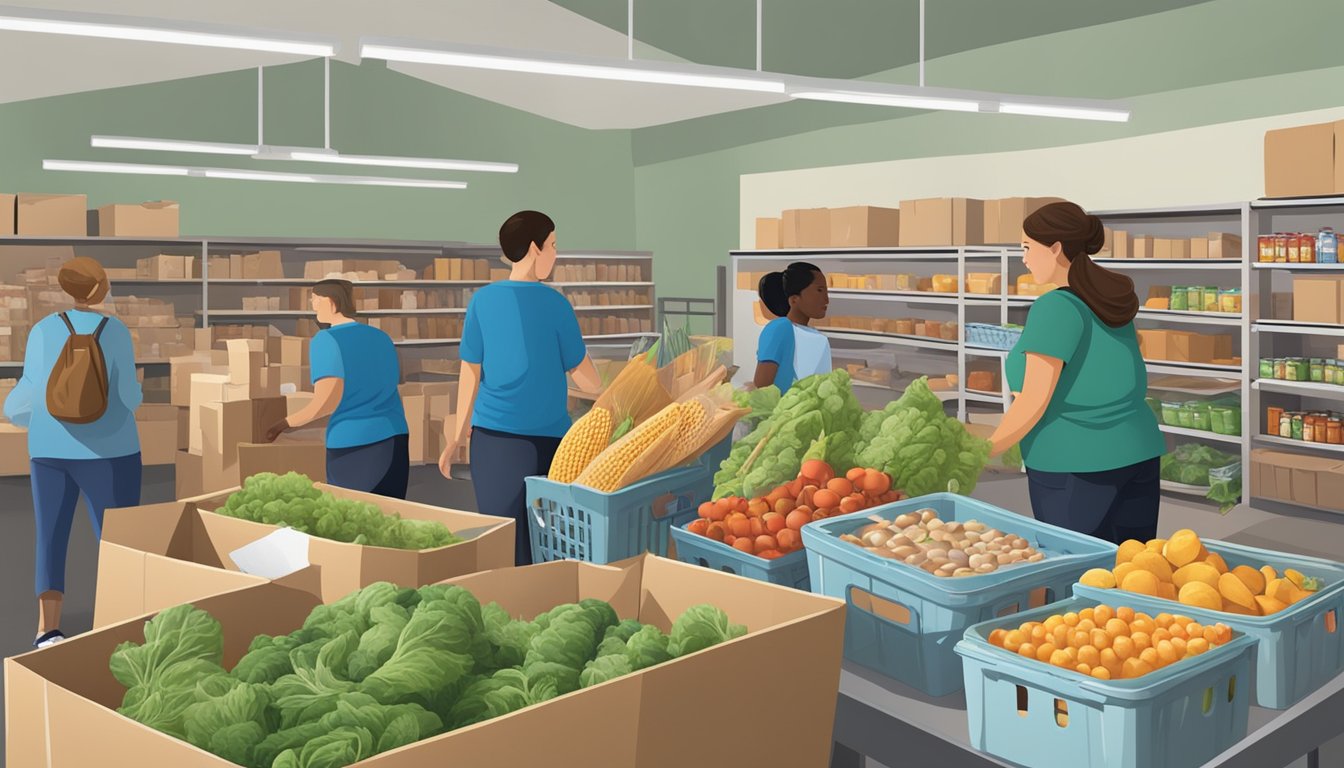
[93,316,110,340]
[58,312,76,335]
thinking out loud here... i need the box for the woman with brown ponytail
[988,202,1165,545]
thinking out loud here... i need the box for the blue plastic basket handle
[847,584,921,635]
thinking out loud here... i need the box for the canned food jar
[1177,404,1196,428]
[1170,287,1189,311]
[1275,358,1288,380]
[1280,414,1294,437]
[1260,358,1275,378]
[1289,235,1303,263]
[1259,235,1276,263]
[1186,286,1204,311]
[1333,360,1343,385]
[1203,287,1220,313]
[1276,233,1290,262]
[1312,358,1326,383]
[1288,358,1310,381]
[1189,405,1213,432]
[1330,419,1343,444]
[1320,227,1339,264]
[1267,406,1285,433]
[1219,289,1242,314]
[1302,235,1317,263]
[1292,413,1305,440]
[1305,417,1317,443]
[1161,401,1183,426]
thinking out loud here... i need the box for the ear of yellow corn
[574,403,683,492]
[548,406,614,482]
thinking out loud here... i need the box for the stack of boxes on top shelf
[1106,230,1241,260]
[754,197,1068,250]
[0,194,179,238]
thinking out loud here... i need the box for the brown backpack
[46,312,111,424]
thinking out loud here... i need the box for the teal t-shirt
[310,322,409,449]
[757,317,798,393]
[1005,289,1164,473]
[460,281,587,438]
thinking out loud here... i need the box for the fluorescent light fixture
[789,89,981,113]
[0,6,335,56]
[91,135,257,156]
[43,159,190,176]
[360,39,787,94]
[998,102,1130,123]
[280,149,518,174]
[44,159,467,190]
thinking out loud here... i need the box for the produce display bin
[1074,539,1344,709]
[802,494,1116,696]
[956,595,1255,768]
[526,439,728,564]
[670,523,811,590]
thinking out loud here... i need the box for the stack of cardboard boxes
[400,382,466,466]
[1108,231,1241,260]
[97,201,180,237]
[755,198,1067,249]
[207,251,285,280]
[0,285,30,361]
[1136,329,1238,365]
[548,262,645,283]
[0,195,179,237]
[135,254,199,280]
[578,315,654,336]
[1253,449,1344,512]
[306,258,411,281]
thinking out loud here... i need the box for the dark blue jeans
[1026,457,1161,545]
[326,434,410,500]
[31,453,142,595]
[470,427,562,566]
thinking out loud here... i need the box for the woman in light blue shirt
[264,279,410,498]
[753,261,832,393]
[3,257,142,648]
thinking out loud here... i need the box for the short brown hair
[58,256,108,304]
[499,210,555,263]
[312,279,357,317]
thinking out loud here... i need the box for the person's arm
[109,320,143,413]
[752,361,779,390]
[754,320,788,390]
[3,322,40,427]
[989,353,1063,456]
[441,297,485,476]
[570,355,602,395]
[288,377,343,428]
[449,362,480,448]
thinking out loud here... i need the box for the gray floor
[2,469,1342,766]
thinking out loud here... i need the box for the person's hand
[438,440,459,479]
[264,419,290,443]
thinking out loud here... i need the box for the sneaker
[33,630,65,649]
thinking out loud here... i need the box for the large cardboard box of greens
[103,481,516,609]
[9,555,845,768]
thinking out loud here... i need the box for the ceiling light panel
[44,159,467,190]
[91,136,258,155]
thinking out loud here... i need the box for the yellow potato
[1221,599,1260,617]
[1158,582,1178,602]
[1285,569,1305,589]
[1231,565,1266,596]
[1112,562,1140,586]
[1218,572,1257,611]
[1080,568,1117,589]
[1146,539,1169,554]
[1163,530,1203,568]
[1205,552,1229,574]
[1132,551,1175,583]
[1178,581,1222,611]
[1173,562,1220,591]
[1254,595,1288,615]
[1260,565,1278,584]
[1121,569,1160,597]
[1267,578,1303,605]
[1115,539,1147,567]
[1195,544,1210,562]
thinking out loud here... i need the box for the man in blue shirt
[440,211,602,565]
[266,280,410,498]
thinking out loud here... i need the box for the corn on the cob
[548,406,614,482]
[575,403,682,492]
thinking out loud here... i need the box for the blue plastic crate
[802,494,1117,696]
[525,438,729,564]
[956,595,1255,768]
[1074,539,1344,709]
[965,323,1023,351]
[670,522,811,590]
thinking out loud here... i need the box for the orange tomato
[813,489,841,509]
[826,478,854,497]
[755,534,778,552]
[787,479,805,497]
[728,517,752,538]
[811,510,827,522]
[776,528,801,551]
[840,495,864,514]
[785,510,812,530]
[774,497,796,516]
[749,518,765,538]
[988,629,1008,647]
[687,519,709,536]
[734,497,749,513]
[862,470,892,496]
[846,466,867,483]
[705,522,726,542]
[757,549,783,560]
[698,502,714,519]
[800,459,834,484]
[732,537,754,554]
[762,512,787,534]
[797,487,817,508]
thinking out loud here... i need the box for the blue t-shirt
[757,317,798,393]
[310,322,409,449]
[3,309,142,460]
[460,281,586,438]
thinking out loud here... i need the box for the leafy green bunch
[216,472,461,551]
[854,377,992,497]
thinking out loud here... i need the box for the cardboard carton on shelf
[1264,119,1344,198]
[236,440,326,483]
[96,201,179,238]
[754,217,781,249]
[899,197,985,247]
[1209,232,1242,260]
[1112,230,1131,259]
[16,194,86,236]
[780,208,830,248]
[1132,236,1155,260]
[0,423,27,476]
[983,197,1065,245]
[15,554,845,768]
[0,193,15,235]
[829,206,900,247]
[1292,275,1344,324]
[1190,237,1210,260]
[1154,239,1191,260]
[134,404,178,466]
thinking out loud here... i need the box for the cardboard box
[1314,464,1344,512]
[1264,120,1344,198]
[177,407,189,451]
[169,354,224,407]
[96,202,179,238]
[200,401,252,468]
[780,208,829,248]
[1155,239,1191,260]
[19,554,844,768]
[1252,449,1290,501]
[899,198,985,247]
[754,217,780,249]
[1290,456,1343,508]
[1209,233,1242,261]
[134,404,178,466]
[226,339,264,385]
[278,336,308,367]
[1136,329,1169,360]
[0,193,15,235]
[174,449,235,499]
[983,197,1065,245]
[236,441,326,482]
[188,373,230,453]
[1113,230,1131,259]
[0,423,27,476]
[1292,275,1344,324]
[1132,236,1154,260]
[829,206,900,247]
[1167,332,1216,364]
[401,389,428,464]
[1191,237,1210,260]
[17,194,87,236]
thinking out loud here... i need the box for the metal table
[830,661,1344,768]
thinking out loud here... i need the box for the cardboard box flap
[100,502,196,557]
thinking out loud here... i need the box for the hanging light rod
[0,5,336,56]
[43,159,467,190]
[89,136,518,173]
[360,39,788,94]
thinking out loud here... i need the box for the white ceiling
[0,0,786,129]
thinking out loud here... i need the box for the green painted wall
[0,59,637,250]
